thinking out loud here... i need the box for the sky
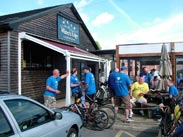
[1,0,183,50]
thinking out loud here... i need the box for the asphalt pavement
[56,98,160,136]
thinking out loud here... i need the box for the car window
[0,107,14,137]
[5,99,53,132]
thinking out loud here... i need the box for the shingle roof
[0,3,98,50]
[0,3,71,25]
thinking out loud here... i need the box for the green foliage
[95,41,102,50]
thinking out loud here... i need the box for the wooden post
[170,42,176,85]
[116,45,120,69]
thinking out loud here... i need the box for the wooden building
[116,42,183,84]
[0,3,106,104]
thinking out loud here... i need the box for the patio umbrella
[158,43,172,91]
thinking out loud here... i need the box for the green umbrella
[158,43,172,91]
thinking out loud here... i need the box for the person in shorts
[108,68,119,106]
[114,66,133,122]
[44,69,69,109]
[83,66,96,101]
[131,75,149,116]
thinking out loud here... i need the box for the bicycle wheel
[99,105,116,129]
[89,109,109,131]
[60,104,85,122]
[161,110,173,136]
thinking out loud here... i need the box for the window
[23,41,53,70]
[0,107,14,136]
[120,56,160,81]
[5,99,53,132]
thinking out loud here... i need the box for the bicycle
[85,94,116,129]
[95,81,111,105]
[60,99,109,131]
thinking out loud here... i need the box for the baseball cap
[121,66,127,71]
[83,66,90,70]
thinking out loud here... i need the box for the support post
[18,33,24,95]
[65,50,71,106]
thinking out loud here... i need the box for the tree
[95,41,102,50]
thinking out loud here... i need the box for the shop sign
[58,16,80,44]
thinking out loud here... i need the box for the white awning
[18,32,108,106]
[19,32,106,62]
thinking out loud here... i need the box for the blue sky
[1,0,183,49]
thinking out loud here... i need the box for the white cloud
[108,0,140,29]
[99,14,183,49]
[37,0,44,5]
[91,12,114,27]
[74,0,93,9]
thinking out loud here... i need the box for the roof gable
[0,3,98,50]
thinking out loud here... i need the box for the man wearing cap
[83,66,96,101]
[114,66,133,122]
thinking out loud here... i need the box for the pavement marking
[115,130,136,137]
[115,130,124,137]
[123,131,136,137]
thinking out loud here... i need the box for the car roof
[0,91,29,100]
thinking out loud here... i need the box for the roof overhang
[19,32,106,63]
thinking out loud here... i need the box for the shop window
[176,56,183,76]
[120,56,160,82]
[23,42,53,70]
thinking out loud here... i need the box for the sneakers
[139,110,145,116]
[129,112,134,118]
[126,118,134,122]
[157,118,162,122]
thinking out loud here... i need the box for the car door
[4,99,69,137]
[0,106,20,137]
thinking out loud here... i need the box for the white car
[0,92,82,137]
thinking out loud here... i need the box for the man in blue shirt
[161,79,179,113]
[176,73,183,87]
[44,69,69,109]
[83,66,96,101]
[114,66,133,122]
[167,79,179,98]
[140,67,152,87]
[108,68,119,106]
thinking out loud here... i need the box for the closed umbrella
[158,43,172,91]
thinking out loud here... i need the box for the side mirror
[53,112,62,120]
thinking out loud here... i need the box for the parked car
[0,92,82,137]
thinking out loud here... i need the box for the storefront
[116,42,183,84]
[0,4,107,105]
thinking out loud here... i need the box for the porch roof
[19,32,106,62]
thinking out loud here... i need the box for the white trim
[65,50,71,106]
[19,32,66,55]
[19,32,106,63]
[70,52,106,62]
